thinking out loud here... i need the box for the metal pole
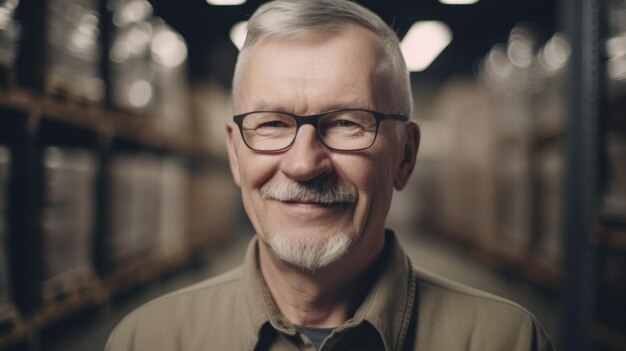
[561,0,602,349]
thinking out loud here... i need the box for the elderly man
[106,1,552,350]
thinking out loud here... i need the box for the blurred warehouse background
[0,0,624,350]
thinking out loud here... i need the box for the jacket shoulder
[412,266,553,351]
[105,266,243,351]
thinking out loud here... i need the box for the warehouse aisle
[43,226,559,351]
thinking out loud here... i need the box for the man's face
[226,24,416,270]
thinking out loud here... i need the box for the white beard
[266,232,351,272]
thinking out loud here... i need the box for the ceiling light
[538,33,570,72]
[506,26,535,68]
[128,80,153,108]
[608,57,626,80]
[206,0,246,5]
[113,0,152,26]
[606,34,626,58]
[400,21,452,72]
[151,27,188,68]
[230,21,247,50]
[439,0,479,4]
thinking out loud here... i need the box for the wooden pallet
[0,64,17,90]
[105,250,163,296]
[591,321,626,351]
[35,266,106,327]
[44,74,104,108]
[0,303,29,349]
[434,225,561,290]
[159,249,191,275]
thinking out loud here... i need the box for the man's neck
[258,238,384,328]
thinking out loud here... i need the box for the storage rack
[418,30,568,292]
[0,1,236,349]
[587,0,626,349]
[410,0,626,349]
[0,93,232,351]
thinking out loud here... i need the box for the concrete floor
[41,224,560,351]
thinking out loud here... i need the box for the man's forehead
[232,21,400,116]
[237,63,378,113]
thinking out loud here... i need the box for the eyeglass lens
[240,110,378,151]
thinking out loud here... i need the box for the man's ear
[394,121,420,190]
[225,121,242,187]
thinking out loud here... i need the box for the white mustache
[260,178,356,205]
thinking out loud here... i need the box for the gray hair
[232,0,412,115]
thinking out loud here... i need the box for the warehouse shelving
[0,0,236,349]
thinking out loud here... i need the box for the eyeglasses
[233,108,408,152]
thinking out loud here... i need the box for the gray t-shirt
[295,325,333,350]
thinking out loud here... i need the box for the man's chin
[265,232,352,272]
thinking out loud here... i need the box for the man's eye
[328,119,362,129]
[337,120,357,127]
[258,120,289,128]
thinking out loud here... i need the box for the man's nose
[279,125,333,182]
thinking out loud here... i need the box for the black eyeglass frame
[233,108,409,152]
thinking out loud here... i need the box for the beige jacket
[105,231,553,351]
